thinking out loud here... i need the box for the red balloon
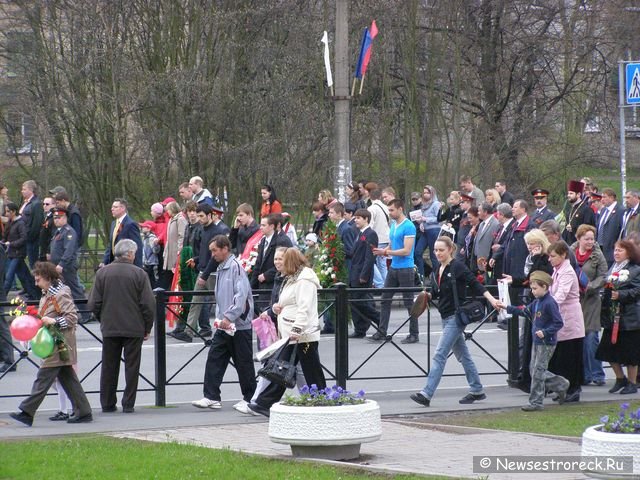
[9,315,43,341]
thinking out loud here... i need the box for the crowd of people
[3,172,640,423]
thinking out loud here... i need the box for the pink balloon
[10,315,43,341]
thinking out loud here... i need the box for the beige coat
[39,284,78,368]
[163,213,187,271]
[277,267,321,343]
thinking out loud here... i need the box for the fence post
[154,289,167,407]
[507,312,520,386]
[334,283,348,389]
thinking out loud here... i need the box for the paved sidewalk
[2,383,620,479]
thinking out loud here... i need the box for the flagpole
[359,72,366,95]
[351,77,357,96]
[330,85,334,96]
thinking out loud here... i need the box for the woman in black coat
[596,240,640,395]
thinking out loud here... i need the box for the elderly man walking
[88,239,155,413]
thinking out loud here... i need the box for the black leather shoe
[122,407,135,413]
[102,406,117,413]
[609,377,628,394]
[410,392,430,407]
[67,413,93,424]
[49,411,70,421]
[199,330,213,339]
[247,403,270,418]
[348,332,366,339]
[496,322,508,331]
[10,411,33,426]
[401,335,419,344]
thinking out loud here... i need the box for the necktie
[597,209,610,243]
[112,218,121,252]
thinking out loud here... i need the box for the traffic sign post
[626,63,640,105]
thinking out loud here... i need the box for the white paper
[409,210,423,222]
[497,280,512,321]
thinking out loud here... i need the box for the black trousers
[203,329,256,402]
[19,365,91,417]
[256,341,326,409]
[100,336,143,410]
[349,285,379,335]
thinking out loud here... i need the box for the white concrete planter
[268,399,382,460]
[581,425,640,479]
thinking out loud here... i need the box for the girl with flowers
[596,240,640,395]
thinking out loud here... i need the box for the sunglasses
[43,202,52,205]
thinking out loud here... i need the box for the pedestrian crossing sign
[626,63,640,104]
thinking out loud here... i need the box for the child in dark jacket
[499,270,569,411]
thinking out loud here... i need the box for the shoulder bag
[451,263,485,327]
[257,339,298,388]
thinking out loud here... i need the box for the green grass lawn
[416,400,639,437]
[0,436,451,480]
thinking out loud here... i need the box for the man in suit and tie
[562,180,596,245]
[348,209,380,339]
[529,189,555,227]
[473,202,501,275]
[620,190,640,239]
[597,188,624,266]
[250,213,293,312]
[488,203,515,283]
[101,198,143,268]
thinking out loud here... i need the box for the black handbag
[451,267,485,327]
[257,340,298,388]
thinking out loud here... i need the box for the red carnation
[333,266,338,272]
[26,306,40,317]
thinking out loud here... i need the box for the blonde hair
[485,188,500,204]
[524,229,550,252]
[318,189,335,205]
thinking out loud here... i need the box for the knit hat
[139,220,156,230]
[305,233,318,244]
[150,203,164,216]
[529,270,553,287]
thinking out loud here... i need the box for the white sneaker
[192,397,222,409]
[233,400,251,414]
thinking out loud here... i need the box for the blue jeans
[583,330,605,383]
[372,242,388,288]
[414,228,439,276]
[421,314,483,399]
[3,257,38,300]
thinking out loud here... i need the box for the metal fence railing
[1,284,519,405]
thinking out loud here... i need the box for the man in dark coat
[562,180,596,245]
[2,202,39,300]
[495,180,515,206]
[348,209,380,338]
[597,188,624,266]
[89,239,155,413]
[19,180,44,267]
[38,197,55,261]
[101,198,143,268]
[250,213,293,310]
[229,203,259,255]
[529,189,555,227]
